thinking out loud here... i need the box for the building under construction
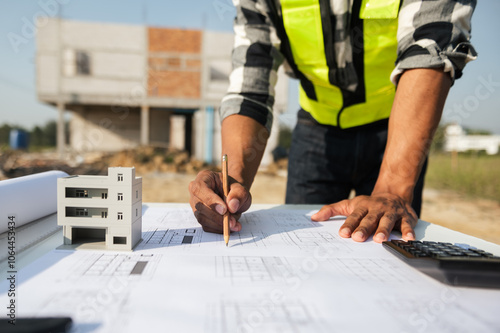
[36,18,289,165]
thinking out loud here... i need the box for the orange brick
[167,57,181,68]
[148,70,201,99]
[148,27,201,54]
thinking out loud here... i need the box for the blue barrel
[9,129,29,150]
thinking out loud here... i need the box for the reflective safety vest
[280,0,400,128]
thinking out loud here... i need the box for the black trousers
[285,109,427,216]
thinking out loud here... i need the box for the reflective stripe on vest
[281,0,399,128]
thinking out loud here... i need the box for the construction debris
[0,147,212,180]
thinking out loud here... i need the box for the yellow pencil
[222,154,230,246]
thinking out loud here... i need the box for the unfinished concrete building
[36,18,289,165]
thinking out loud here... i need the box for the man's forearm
[221,115,270,189]
[373,68,452,202]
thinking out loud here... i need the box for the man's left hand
[310,193,418,243]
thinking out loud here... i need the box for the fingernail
[406,232,415,240]
[340,228,351,237]
[374,233,386,242]
[353,231,364,240]
[228,198,240,212]
[215,204,225,215]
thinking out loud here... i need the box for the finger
[226,181,252,214]
[373,214,399,243]
[400,216,416,241]
[189,172,227,215]
[229,215,242,232]
[311,200,352,221]
[339,207,368,238]
[190,198,224,233]
[351,212,383,242]
[192,200,242,233]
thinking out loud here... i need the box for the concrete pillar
[169,115,186,151]
[204,106,214,165]
[184,113,193,156]
[140,105,150,145]
[57,101,65,159]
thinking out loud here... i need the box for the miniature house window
[118,193,123,201]
[113,236,127,245]
[101,192,108,199]
[136,190,138,199]
[76,208,88,216]
[101,211,108,218]
[117,212,123,220]
[118,174,123,181]
[136,208,138,217]
[75,50,91,75]
[76,189,88,198]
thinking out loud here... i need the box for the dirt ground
[141,171,500,245]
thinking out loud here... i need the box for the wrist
[372,174,414,203]
[227,160,257,190]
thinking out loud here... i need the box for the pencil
[222,154,230,247]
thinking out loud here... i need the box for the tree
[42,120,57,147]
[30,126,44,146]
[0,124,12,145]
[278,125,293,150]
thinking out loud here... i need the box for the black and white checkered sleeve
[219,0,285,133]
[391,0,477,84]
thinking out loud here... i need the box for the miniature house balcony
[65,187,109,199]
[65,207,109,219]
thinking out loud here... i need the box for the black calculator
[383,240,500,288]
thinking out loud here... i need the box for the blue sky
[0,0,499,133]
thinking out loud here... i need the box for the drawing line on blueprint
[280,230,353,252]
[328,258,416,284]
[242,211,317,229]
[144,228,202,246]
[234,230,269,248]
[215,256,291,285]
[70,253,159,280]
[206,299,327,333]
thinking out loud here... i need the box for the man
[189,0,477,242]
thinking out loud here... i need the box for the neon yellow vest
[281,0,400,128]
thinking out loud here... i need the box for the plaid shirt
[220,0,477,132]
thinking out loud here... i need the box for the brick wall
[148,28,202,99]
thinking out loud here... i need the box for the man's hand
[189,170,252,234]
[311,193,418,243]
[188,114,269,234]
[312,69,450,244]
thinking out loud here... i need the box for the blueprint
[1,205,500,332]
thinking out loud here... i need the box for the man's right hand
[188,170,252,234]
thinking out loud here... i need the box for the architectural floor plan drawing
[136,206,372,257]
[205,298,329,333]
[1,205,500,332]
[215,256,292,285]
[70,253,160,280]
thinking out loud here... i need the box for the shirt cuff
[391,40,477,85]
[219,94,274,133]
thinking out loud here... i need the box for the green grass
[425,152,500,202]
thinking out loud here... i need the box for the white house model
[57,167,142,250]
